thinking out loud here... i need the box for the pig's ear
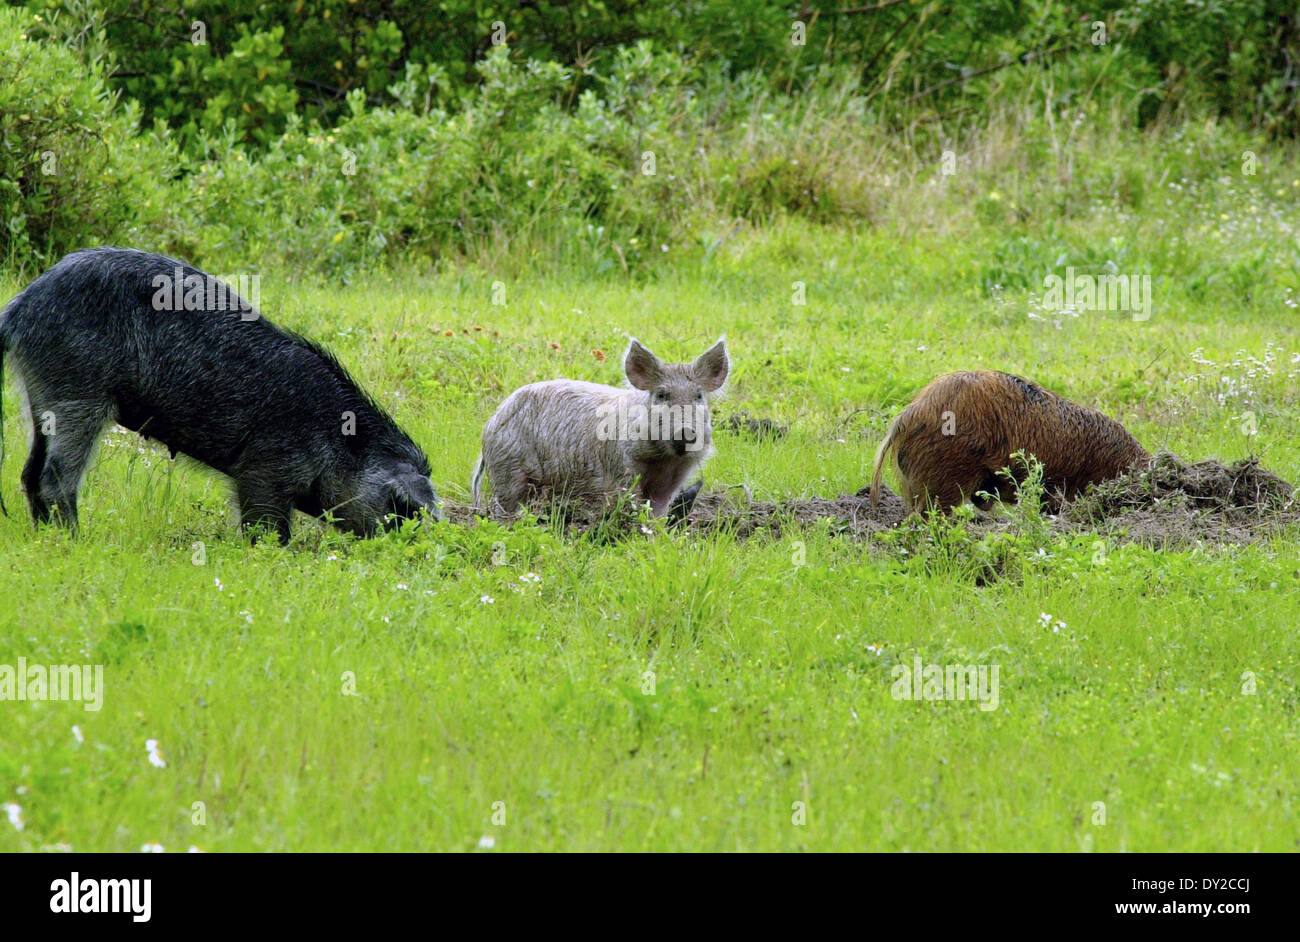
[692,337,729,392]
[624,338,663,390]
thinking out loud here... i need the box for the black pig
[0,247,438,543]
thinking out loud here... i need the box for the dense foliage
[0,6,177,264]
[2,1,1298,271]
[19,0,1297,149]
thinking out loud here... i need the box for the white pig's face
[623,338,729,458]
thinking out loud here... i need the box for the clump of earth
[445,450,1297,547]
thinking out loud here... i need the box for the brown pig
[871,370,1150,512]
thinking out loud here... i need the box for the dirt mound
[439,484,909,538]
[441,454,1297,546]
[685,485,909,538]
[1060,452,1297,545]
[682,454,1297,545]
[1068,452,1293,516]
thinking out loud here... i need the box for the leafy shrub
[0,6,178,268]
[179,46,703,276]
[25,0,1300,154]
[7,3,1299,282]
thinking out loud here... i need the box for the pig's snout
[674,426,701,455]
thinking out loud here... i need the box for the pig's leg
[29,399,112,528]
[490,469,530,516]
[237,480,293,545]
[668,479,702,523]
[646,493,674,517]
[21,425,50,524]
[638,468,689,518]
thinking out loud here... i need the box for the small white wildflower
[478,835,496,849]
[146,739,166,768]
[3,803,23,831]
[396,583,408,590]
[214,578,224,591]
[480,595,494,605]
[140,843,165,853]
[72,726,83,744]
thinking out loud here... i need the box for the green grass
[2,176,1300,851]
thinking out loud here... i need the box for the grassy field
[2,181,1300,850]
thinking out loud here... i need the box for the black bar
[0,852,1280,929]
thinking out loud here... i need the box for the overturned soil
[682,486,908,539]
[1056,452,1298,546]
[445,452,1298,547]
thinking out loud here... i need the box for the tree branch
[903,43,1076,104]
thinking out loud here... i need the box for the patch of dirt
[441,453,1298,547]
[1069,452,1294,515]
[439,486,908,538]
[1058,452,1298,545]
[442,502,491,527]
[683,485,908,538]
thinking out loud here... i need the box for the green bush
[180,45,701,276]
[0,6,178,268]
[5,2,1298,282]
[24,0,1300,156]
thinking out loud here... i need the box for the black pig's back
[2,248,372,476]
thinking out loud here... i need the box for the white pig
[472,338,729,516]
